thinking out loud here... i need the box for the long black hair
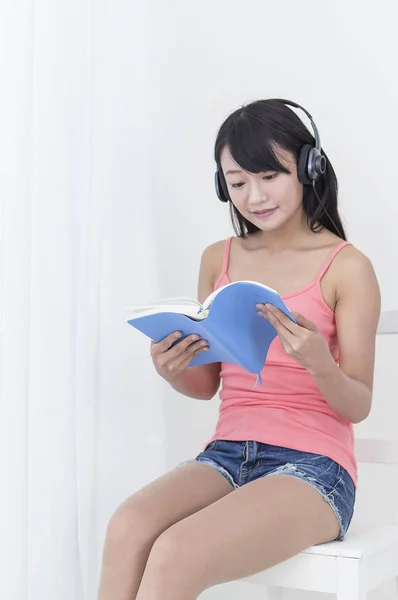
[214,99,346,240]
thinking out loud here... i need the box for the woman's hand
[257,303,334,376]
[150,331,209,383]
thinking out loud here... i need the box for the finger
[151,331,182,355]
[167,341,209,373]
[292,311,318,331]
[258,304,297,336]
[178,343,209,370]
[265,305,298,331]
[169,334,203,358]
[257,307,291,344]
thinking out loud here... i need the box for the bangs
[224,117,291,176]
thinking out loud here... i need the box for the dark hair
[214,99,346,240]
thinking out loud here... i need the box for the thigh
[149,473,340,587]
[110,460,234,545]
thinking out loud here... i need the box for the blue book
[126,281,296,376]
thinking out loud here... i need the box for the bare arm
[259,247,381,423]
[310,249,381,423]
[166,242,224,400]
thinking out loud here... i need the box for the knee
[147,526,193,575]
[104,499,152,556]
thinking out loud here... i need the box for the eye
[229,173,278,189]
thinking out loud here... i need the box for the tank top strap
[315,240,352,283]
[221,236,233,275]
[214,237,233,290]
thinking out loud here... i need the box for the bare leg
[136,475,340,600]
[97,461,234,600]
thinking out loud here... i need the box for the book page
[126,302,205,321]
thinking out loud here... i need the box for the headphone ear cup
[215,170,229,203]
[311,148,327,181]
[307,147,324,183]
[297,144,312,185]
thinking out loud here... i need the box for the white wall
[144,1,398,599]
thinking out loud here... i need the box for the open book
[126,281,296,376]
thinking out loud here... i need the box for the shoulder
[317,231,377,288]
[333,244,379,296]
[201,238,228,257]
[315,234,380,317]
[333,243,381,323]
[201,238,230,260]
[200,238,230,277]
[198,238,231,301]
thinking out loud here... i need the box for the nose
[247,179,269,208]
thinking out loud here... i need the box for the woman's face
[220,145,305,233]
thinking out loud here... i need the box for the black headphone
[214,98,327,203]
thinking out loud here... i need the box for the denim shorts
[180,440,355,541]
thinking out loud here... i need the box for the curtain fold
[0,2,164,598]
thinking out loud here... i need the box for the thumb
[292,311,318,331]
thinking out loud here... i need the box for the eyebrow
[225,169,243,175]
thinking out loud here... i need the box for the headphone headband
[269,98,321,153]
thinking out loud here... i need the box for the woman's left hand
[257,303,334,376]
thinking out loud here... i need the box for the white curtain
[0,2,166,599]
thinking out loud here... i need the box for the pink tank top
[205,237,357,485]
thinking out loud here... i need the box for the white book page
[126,281,279,321]
[126,297,204,320]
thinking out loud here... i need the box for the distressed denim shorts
[180,440,355,541]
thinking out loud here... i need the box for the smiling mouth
[252,207,278,216]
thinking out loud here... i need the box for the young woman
[97,99,381,600]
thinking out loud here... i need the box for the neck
[252,210,317,253]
